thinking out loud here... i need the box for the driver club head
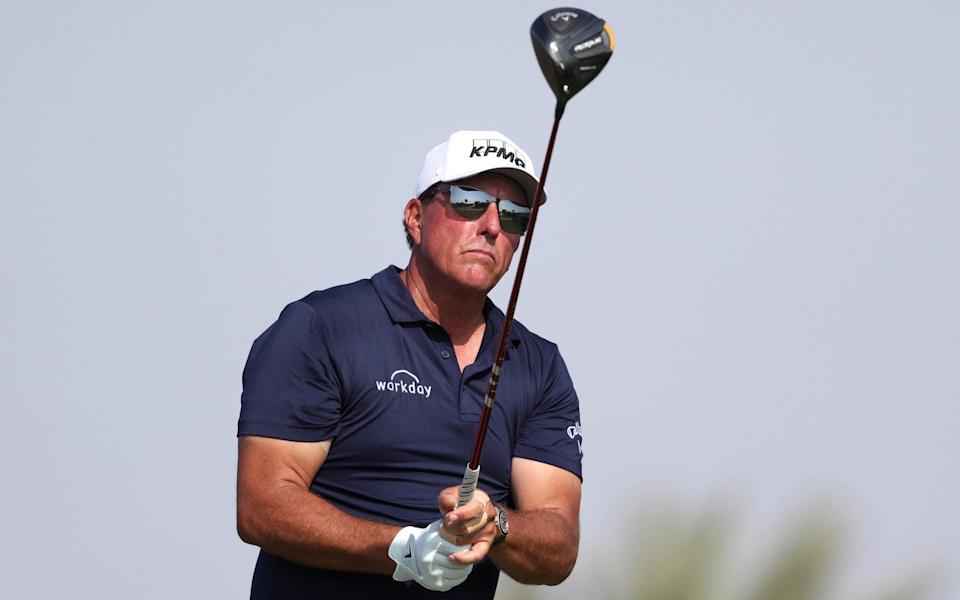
[530,7,615,112]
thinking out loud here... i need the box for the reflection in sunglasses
[429,185,531,235]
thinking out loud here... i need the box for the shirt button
[441,350,451,359]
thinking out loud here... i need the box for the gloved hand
[388,519,473,592]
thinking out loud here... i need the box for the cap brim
[486,167,546,206]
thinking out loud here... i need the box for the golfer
[237,130,583,598]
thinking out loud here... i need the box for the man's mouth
[463,249,496,262]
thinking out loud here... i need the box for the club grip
[457,463,480,507]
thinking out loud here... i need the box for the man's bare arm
[489,458,580,584]
[440,457,581,585]
[236,435,400,574]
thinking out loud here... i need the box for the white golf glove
[388,519,473,592]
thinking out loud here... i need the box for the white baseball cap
[414,130,546,205]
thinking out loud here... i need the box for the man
[237,130,583,598]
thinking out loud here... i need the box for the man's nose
[476,200,502,236]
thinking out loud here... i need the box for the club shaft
[466,110,564,472]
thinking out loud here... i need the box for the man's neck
[399,259,486,345]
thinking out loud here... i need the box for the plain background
[1,1,957,598]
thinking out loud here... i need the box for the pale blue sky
[1,1,957,598]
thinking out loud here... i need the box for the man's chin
[453,264,505,294]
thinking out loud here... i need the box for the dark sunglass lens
[498,200,531,235]
[450,186,493,219]
[448,186,530,235]
[501,214,529,235]
[452,203,489,219]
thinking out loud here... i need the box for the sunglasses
[424,185,531,235]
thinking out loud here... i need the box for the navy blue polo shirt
[238,265,583,599]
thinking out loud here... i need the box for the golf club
[451,7,615,514]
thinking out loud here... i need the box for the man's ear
[404,198,424,246]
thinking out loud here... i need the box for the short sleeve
[513,350,583,481]
[237,300,342,442]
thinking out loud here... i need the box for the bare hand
[437,485,498,565]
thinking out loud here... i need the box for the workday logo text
[376,369,432,398]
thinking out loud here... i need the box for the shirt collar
[371,265,430,324]
[482,297,523,346]
[371,265,522,344]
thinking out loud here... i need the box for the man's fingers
[438,487,491,516]
[444,496,494,537]
[438,488,459,513]
[452,522,496,546]
[446,497,487,523]
[449,539,492,565]
[443,515,482,536]
[438,523,458,544]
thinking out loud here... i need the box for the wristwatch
[492,503,509,546]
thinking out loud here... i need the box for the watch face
[497,509,509,534]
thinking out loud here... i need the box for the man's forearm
[488,506,579,585]
[237,482,400,574]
